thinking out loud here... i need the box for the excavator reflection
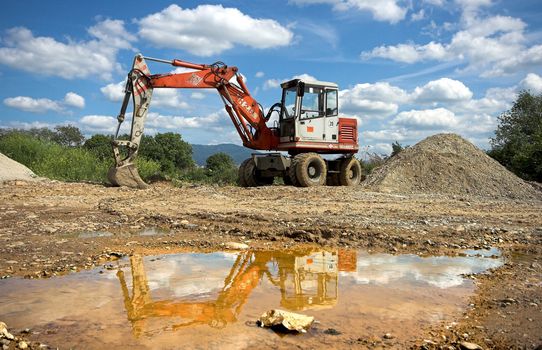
[116,249,357,337]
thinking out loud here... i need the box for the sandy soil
[0,180,541,349]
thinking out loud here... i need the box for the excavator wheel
[295,153,327,187]
[288,155,302,187]
[242,158,274,187]
[238,158,251,187]
[339,157,362,186]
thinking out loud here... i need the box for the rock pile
[0,152,40,183]
[362,133,540,199]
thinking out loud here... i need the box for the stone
[225,242,249,250]
[0,322,14,340]
[18,340,28,349]
[459,341,482,350]
[383,333,394,339]
[258,309,314,333]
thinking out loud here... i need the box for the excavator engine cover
[108,164,149,189]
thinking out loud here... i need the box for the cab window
[326,90,338,116]
[300,86,324,119]
[281,87,297,119]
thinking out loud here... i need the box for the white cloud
[100,80,189,110]
[4,92,85,113]
[255,71,265,78]
[101,81,126,102]
[339,82,409,117]
[146,111,227,130]
[361,6,541,78]
[362,42,447,64]
[411,9,425,22]
[80,115,117,133]
[137,4,293,56]
[63,92,85,109]
[4,96,63,113]
[519,73,542,94]
[190,92,206,100]
[263,73,318,90]
[290,0,407,24]
[86,19,136,50]
[391,108,458,129]
[0,19,134,80]
[412,78,473,103]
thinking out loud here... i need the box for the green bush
[0,132,48,169]
[488,91,542,182]
[0,132,109,182]
[33,145,110,182]
[135,157,161,180]
[0,129,240,186]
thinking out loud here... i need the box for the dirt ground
[1,179,541,349]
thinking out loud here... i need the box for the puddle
[0,248,503,349]
[462,247,501,258]
[78,231,114,238]
[77,227,168,238]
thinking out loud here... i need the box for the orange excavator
[109,54,361,188]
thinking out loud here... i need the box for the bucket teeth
[108,164,149,189]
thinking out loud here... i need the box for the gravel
[362,133,541,200]
[0,152,41,183]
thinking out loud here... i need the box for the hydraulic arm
[109,54,280,188]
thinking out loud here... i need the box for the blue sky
[1,0,541,154]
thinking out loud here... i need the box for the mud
[0,180,541,349]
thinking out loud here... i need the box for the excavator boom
[108,54,279,188]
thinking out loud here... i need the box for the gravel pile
[362,133,540,199]
[0,152,40,183]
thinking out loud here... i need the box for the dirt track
[1,180,541,349]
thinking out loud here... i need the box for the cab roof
[281,78,338,89]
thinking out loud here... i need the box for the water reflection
[115,248,502,338]
[117,249,347,336]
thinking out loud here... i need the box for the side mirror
[297,82,305,97]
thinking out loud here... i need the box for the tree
[390,141,405,157]
[139,133,194,174]
[205,152,236,172]
[83,134,112,161]
[488,91,542,182]
[205,152,237,184]
[52,125,85,146]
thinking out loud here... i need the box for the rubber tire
[339,157,362,186]
[288,155,302,187]
[243,158,273,187]
[295,153,327,187]
[326,173,340,186]
[238,158,251,187]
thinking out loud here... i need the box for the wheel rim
[308,161,321,180]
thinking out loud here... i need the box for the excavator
[108,54,361,188]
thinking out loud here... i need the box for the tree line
[0,127,237,185]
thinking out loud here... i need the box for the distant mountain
[191,143,258,166]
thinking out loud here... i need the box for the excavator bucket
[108,163,149,189]
[108,54,153,189]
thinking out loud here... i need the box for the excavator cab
[278,79,339,143]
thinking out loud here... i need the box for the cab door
[298,86,325,141]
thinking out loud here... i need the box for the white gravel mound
[0,152,41,183]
